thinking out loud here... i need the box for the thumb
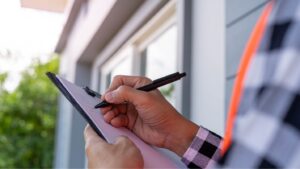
[104,86,149,105]
[84,125,106,146]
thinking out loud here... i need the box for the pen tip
[94,101,110,108]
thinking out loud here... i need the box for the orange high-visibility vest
[222,1,274,154]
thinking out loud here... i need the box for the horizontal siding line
[226,0,270,28]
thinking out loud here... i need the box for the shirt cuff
[181,126,223,169]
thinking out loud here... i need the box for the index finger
[104,75,152,95]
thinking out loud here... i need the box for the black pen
[94,72,186,108]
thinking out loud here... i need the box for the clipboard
[46,72,186,168]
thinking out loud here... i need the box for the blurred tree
[160,84,174,98]
[0,56,59,167]
[0,72,8,91]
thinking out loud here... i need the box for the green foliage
[0,72,8,85]
[160,84,175,98]
[0,56,59,168]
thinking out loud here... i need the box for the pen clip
[83,86,101,98]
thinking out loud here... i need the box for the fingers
[115,136,133,145]
[104,85,150,105]
[101,105,126,116]
[99,75,153,108]
[105,75,152,94]
[103,109,117,122]
[84,125,106,147]
[100,104,129,127]
[110,114,129,127]
[85,125,133,147]
[104,112,129,128]
[100,105,112,114]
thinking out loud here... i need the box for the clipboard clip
[83,86,101,98]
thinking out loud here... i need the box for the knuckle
[84,125,92,139]
[85,142,108,157]
[85,144,95,156]
[112,75,122,82]
[116,136,130,145]
[144,77,152,82]
[128,145,140,155]
[84,125,89,135]
[109,75,124,87]
[135,77,152,87]
[141,77,152,84]
[117,86,127,94]
[116,136,127,142]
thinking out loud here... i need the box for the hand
[84,125,143,168]
[100,75,199,156]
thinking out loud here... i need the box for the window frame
[99,46,134,93]
[96,0,183,109]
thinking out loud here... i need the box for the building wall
[190,0,225,136]
[53,1,117,168]
[225,0,269,112]
[54,0,268,168]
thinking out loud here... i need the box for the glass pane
[144,25,177,105]
[106,56,131,88]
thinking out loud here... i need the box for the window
[98,0,179,108]
[135,1,177,106]
[141,25,177,105]
[99,47,133,93]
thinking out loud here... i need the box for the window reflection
[142,25,177,105]
[106,56,131,88]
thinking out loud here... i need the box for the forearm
[164,117,223,168]
[164,117,200,156]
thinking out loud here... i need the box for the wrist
[164,117,199,157]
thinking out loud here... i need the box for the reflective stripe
[222,1,274,154]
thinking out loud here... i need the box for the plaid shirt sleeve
[181,126,223,169]
[217,0,300,168]
[182,1,300,168]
